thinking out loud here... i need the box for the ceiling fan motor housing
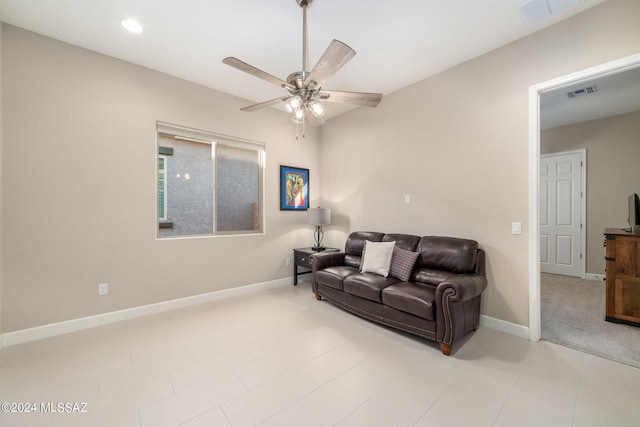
[287,71,318,90]
[286,70,324,106]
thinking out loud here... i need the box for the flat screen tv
[628,193,640,229]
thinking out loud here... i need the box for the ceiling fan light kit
[223,0,382,139]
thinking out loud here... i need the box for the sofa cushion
[316,266,359,291]
[389,247,420,282]
[417,236,478,273]
[344,273,400,303]
[382,282,436,321]
[382,233,421,252]
[360,241,395,277]
[412,268,457,286]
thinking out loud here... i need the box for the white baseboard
[2,279,535,348]
[585,273,606,282]
[2,277,290,347]
[480,314,530,340]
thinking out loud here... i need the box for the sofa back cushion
[382,233,421,252]
[344,231,384,268]
[416,236,478,274]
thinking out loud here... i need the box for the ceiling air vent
[566,85,597,99]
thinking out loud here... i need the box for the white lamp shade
[307,208,331,225]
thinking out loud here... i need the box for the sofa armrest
[435,274,488,348]
[435,274,487,304]
[310,251,346,294]
[310,251,346,271]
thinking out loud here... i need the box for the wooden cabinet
[604,228,640,327]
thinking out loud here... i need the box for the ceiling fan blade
[240,97,288,112]
[223,57,288,88]
[303,40,356,88]
[319,90,382,107]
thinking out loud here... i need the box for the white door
[540,151,583,277]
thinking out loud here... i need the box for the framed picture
[280,165,309,210]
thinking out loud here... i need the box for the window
[157,122,265,238]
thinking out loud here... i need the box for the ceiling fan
[222,0,382,138]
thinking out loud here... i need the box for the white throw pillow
[360,240,396,277]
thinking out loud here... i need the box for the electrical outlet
[404,194,411,204]
[98,283,108,296]
[285,257,291,266]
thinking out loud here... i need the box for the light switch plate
[512,222,522,235]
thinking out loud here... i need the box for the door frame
[528,52,640,342]
[540,149,586,279]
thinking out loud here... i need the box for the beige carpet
[541,273,640,369]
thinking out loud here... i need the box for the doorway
[528,52,640,342]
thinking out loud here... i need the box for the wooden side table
[293,247,339,285]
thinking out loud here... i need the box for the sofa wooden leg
[315,294,322,301]
[439,343,452,356]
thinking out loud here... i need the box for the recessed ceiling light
[120,19,143,34]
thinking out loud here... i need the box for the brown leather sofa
[311,231,487,355]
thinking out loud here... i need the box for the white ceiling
[2,0,635,126]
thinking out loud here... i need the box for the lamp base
[312,225,325,252]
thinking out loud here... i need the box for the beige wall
[320,0,640,327]
[542,111,640,276]
[1,25,321,333]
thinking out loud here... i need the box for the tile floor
[1,277,639,427]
